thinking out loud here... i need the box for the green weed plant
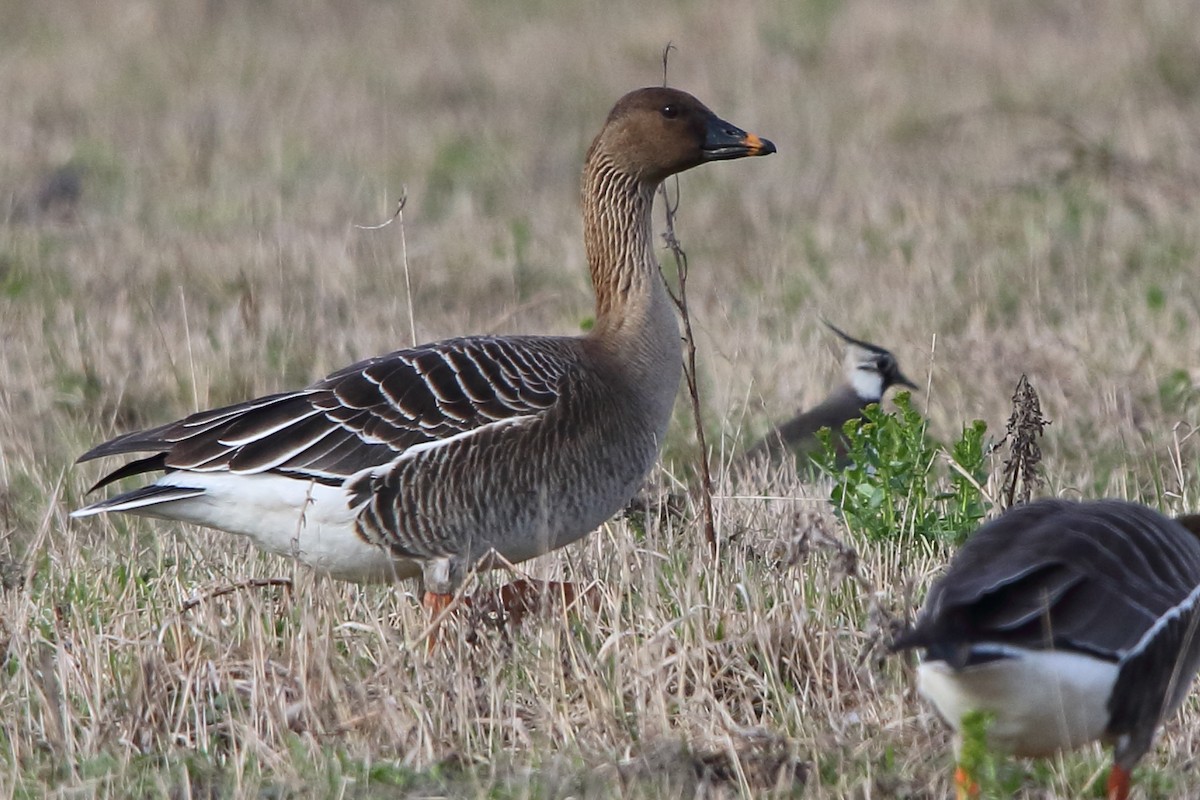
[813,393,990,545]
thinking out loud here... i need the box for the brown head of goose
[744,321,916,465]
[72,87,774,613]
[892,498,1200,800]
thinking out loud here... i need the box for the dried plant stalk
[658,179,718,559]
[1000,374,1050,508]
[657,43,718,558]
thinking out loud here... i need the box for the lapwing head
[825,321,918,403]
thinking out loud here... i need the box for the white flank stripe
[1126,581,1200,660]
[109,472,414,583]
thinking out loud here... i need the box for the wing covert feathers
[78,336,578,488]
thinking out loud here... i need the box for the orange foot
[954,765,980,800]
[1106,765,1131,800]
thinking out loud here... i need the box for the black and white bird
[743,322,916,465]
[892,498,1200,800]
[71,87,774,618]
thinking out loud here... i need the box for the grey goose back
[892,498,1200,800]
[72,88,775,617]
[743,322,915,465]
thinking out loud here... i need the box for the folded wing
[79,335,575,489]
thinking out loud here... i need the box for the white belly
[147,472,419,583]
[917,647,1118,757]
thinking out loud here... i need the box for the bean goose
[892,498,1200,800]
[743,322,915,466]
[72,87,775,619]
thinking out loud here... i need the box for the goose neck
[581,156,661,330]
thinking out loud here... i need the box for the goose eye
[660,104,679,120]
[878,355,894,372]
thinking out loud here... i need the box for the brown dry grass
[2,0,1200,796]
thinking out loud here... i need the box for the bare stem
[177,577,293,614]
[658,177,718,560]
[355,190,416,346]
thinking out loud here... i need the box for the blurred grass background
[2,0,1199,797]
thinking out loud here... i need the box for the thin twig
[658,42,717,559]
[157,578,294,643]
[353,191,407,231]
[356,190,416,345]
[658,178,718,560]
[179,285,199,410]
[177,577,293,615]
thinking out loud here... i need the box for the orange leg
[954,765,979,800]
[1106,765,1131,800]
[423,591,455,616]
[422,591,456,651]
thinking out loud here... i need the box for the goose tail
[71,484,206,518]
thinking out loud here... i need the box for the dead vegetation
[1000,375,1050,509]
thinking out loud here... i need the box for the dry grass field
[2,0,1200,796]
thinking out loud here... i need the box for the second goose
[893,499,1200,800]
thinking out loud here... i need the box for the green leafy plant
[812,393,991,544]
[957,710,1121,798]
[957,710,1002,799]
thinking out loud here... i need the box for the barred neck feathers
[581,153,665,357]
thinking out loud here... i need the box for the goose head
[825,321,918,403]
[589,87,775,183]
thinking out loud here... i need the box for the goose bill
[701,117,776,160]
